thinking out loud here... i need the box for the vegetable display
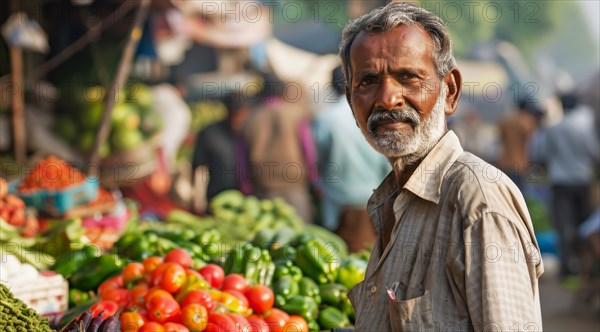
[55,190,368,331]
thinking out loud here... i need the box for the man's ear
[443,67,462,116]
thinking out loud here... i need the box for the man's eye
[400,73,418,81]
[360,76,377,86]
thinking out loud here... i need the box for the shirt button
[370,286,377,294]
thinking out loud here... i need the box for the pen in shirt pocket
[386,281,400,302]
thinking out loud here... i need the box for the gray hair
[339,2,456,86]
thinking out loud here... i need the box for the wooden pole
[10,46,26,165]
[88,0,152,171]
[8,0,26,165]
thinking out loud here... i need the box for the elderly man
[338,3,543,331]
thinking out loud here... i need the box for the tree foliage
[418,0,562,59]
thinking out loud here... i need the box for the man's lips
[374,120,413,132]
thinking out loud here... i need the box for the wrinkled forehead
[348,25,436,72]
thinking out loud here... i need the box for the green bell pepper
[317,306,351,329]
[307,319,320,332]
[69,253,124,291]
[337,258,367,290]
[51,244,98,278]
[273,275,299,299]
[298,277,321,304]
[280,295,319,322]
[256,249,275,286]
[294,239,340,284]
[274,260,303,282]
[319,283,348,307]
[274,263,291,281]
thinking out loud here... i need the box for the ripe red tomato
[144,288,172,308]
[222,274,248,293]
[181,289,216,313]
[143,256,163,274]
[204,322,223,332]
[208,313,236,331]
[97,275,123,296]
[101,288,131,307]
[149,263,170,286]
[227,313,250,332]
[181,303,208,331]
[263,311,287,332]
[246,315,270,332]
[129,284,149,308]
[268,309,289,322]
[146,292,181,323]
[160,263,187,294]
[120,312,146,332]
[123,262,146,286]
[140,322,165,332]
[245,286,274,315]
[164,249,193,269]
[163,322,190,332]
[199,264,225,289]
[90,300,119,319]
[282,315,308,332]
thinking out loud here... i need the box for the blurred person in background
[537,92,599,279]
[312,66,391,252]
[241,73,317,223]
[192,92,251,214]
[497,99,545,191]
[338,3,543,330]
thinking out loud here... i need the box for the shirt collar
[404,130,463,204]
[368,130,464,209]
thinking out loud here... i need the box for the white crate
[6,272,69,325]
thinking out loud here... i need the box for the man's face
[348,24,449,159]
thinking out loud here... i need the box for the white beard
[365,88,447,165]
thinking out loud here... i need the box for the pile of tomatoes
[90,248,309,332]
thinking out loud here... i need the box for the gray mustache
[367,108,420,133]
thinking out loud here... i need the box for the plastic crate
[18,180,99,215]
[7,271,69,326]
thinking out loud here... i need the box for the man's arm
[463,212,543,332]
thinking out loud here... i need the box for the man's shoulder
[451,152,517,190]
[443,152,524,220]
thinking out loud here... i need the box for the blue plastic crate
[18,180,99,215]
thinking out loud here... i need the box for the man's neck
[389,157,420,189]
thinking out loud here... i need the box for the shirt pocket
[389,289,434,332]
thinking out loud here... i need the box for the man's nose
[375,78,404,110]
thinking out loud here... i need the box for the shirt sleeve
[463,212,543,332]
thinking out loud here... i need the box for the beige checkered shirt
[348,131,544,331]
